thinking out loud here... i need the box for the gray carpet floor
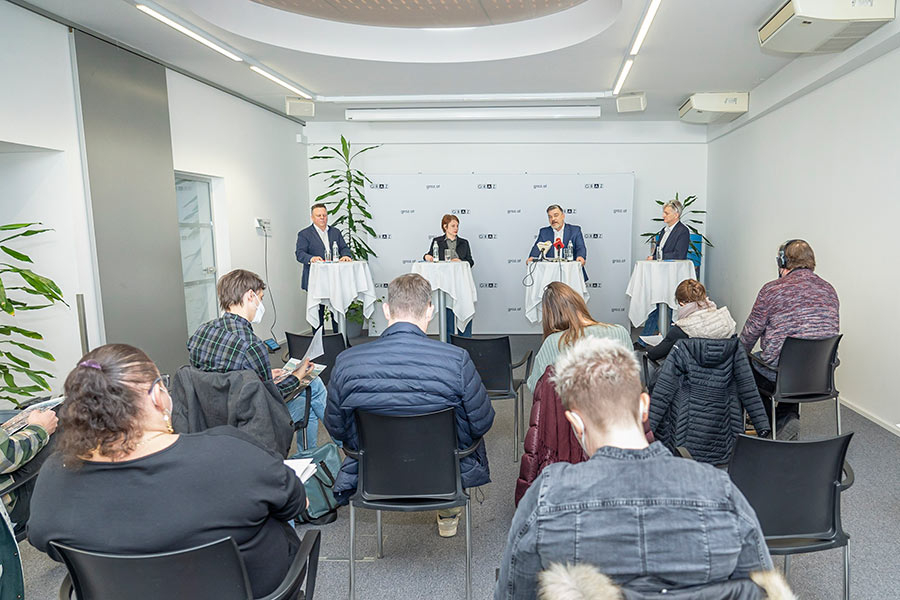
[17,334,900,599]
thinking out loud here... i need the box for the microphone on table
[536,241,552,261]
[553,239,564,261]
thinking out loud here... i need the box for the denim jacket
[495,442,772,600]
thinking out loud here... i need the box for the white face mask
[251,295,265,324]
[568,411,589,455]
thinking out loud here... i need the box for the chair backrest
[285,331,347,387]
[622,576,765,599]
[51,538,253,600]
[728,433,852,540]
[775,335,842,400]
[450,335,513,393]
[355,409,462,501]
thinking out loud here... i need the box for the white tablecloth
[411,261,477,331]
[524,261,589,324]
[306,261,377,328]
[625,260,696,327]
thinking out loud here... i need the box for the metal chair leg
[783,555,791,580]
[836,397,842,435]
[513,395,519,462]
[376,510,384,559]
[771,399,778,440]
[465,501,472,600]
[518,387,525,442]
[844,540,850,600]
[349,503,356,600]
[300,429,308,451]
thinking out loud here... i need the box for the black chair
[52,531,320,600]
[728,433,854,599]
[284,330,348,387]
[450,335,533,461]
[750,335,842,440]
[344,409,482,600]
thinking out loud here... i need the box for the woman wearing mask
[423,214,475,338]
[28,344,307,598]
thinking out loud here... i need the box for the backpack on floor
[293,442,341,525]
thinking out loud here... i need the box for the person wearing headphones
[739,240,839,439]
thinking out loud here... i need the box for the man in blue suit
[527,204,588,280]
[295,203,353,330]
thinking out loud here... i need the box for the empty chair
[284,331,348,387]
[750,335,842,440]
[52,531,320,600]
[450,335,532,460]
[728,433,853,599]
[345,409,482,600]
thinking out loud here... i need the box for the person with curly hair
[27,344,307,598]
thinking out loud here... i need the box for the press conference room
[1,0,898,598]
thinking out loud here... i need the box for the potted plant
[310,136,381,337]
[639,193,713,267]
[0,223,66,406]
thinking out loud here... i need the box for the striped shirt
[1,424,50,510]
[187,313,300,398]
[739,268,839,381]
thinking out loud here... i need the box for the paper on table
[640,335,663,346]
[285,458,318,483]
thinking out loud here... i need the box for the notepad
[284,458,318,483]
[639,335,663,346]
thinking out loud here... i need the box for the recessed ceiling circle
[182,0,622,63]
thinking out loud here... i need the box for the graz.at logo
[451,208,470,215]
[611,258,626,264]
[479,233,499,240]
[400,209,415,215]
[369,183,389,189]
[507,258,522,264]
[476,183,496,190]
[374,283,389,289]
[566,208,577,214]
[588,282,603,289]
[379,234,392,239]
[613,208,628,214]
[401,259,417,264]
[507,209,521,214]
[533,184,547,189]
[507,307,522,312]
[585,233,603,239]
[479,283,499,288]
[584,183,603,189]
[611,307,626,313]
[425,184,441,190]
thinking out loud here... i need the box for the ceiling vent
[759,0,895,54]
[285,97,315,118]
[616,93,647,113]
[678,93,749,124]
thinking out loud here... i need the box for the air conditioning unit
[759,0,895,54]
[678,93,749,124]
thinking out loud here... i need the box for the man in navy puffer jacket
[325,273,494,537]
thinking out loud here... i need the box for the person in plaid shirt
[740,240,839,439]
[188,269,328,448]
[1,408,57,527]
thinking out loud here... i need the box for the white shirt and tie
[658,223,674,252]
[315,225,330,257]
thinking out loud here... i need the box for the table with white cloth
[524,261,589,324]
[625,259,696,336]
[306,261,377,345]
[410,261,477,342]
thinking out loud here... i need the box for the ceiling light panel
[135,4,243,61]
[250,66,313,99]
[345,106,602,121]
[629,0,661,55]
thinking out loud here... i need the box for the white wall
[707,44,900,435]
[167,71,310,340]
[305,120,709,331]
[0,3,101,400]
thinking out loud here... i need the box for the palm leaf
[0,223,39,231]
[0,228,51,244]
[1,246,32,263]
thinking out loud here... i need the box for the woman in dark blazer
[423,214,474,337]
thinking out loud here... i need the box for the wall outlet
[255,218,271,235]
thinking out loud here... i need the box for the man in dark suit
[640,199,692,341]
[526,205,588,280]
[295,203,353,330]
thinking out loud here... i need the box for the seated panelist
[423,214,474,338]
[527,205,587,280]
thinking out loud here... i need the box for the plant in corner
[309,135,381,328]
[0,223,67,407]
[639,193,713,260]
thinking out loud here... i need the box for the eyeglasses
[148,373,170,395]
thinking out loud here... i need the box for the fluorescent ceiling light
[613,59,634,96]
[630,0,662,55]
[250,66,313,100]
[319,91,613,103]
[344,106,602,122]
[135,4,242,62]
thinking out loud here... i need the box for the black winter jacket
[648,337,769,464]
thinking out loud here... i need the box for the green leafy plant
[0,223,66,406]
[640,193,713,258]
[309,135,381,260]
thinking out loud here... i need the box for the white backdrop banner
[364,173,634,335]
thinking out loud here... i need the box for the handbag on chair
[293,442,341,525]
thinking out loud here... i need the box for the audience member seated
[495,337,773,600]
[526,281,631,392]
[324,273,494,538]
[649,336,770,464]
[739,239,839,440]
[27,344,307,598]
[187,268,329,448]
[1,408,57,530]
[645,279,736,362]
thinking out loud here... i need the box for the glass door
[175,175,218,335]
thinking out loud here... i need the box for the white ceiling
[15,0,795,122]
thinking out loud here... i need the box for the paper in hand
[302,326,325,362]
[639,335,663,346]
[285,458,318,483]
